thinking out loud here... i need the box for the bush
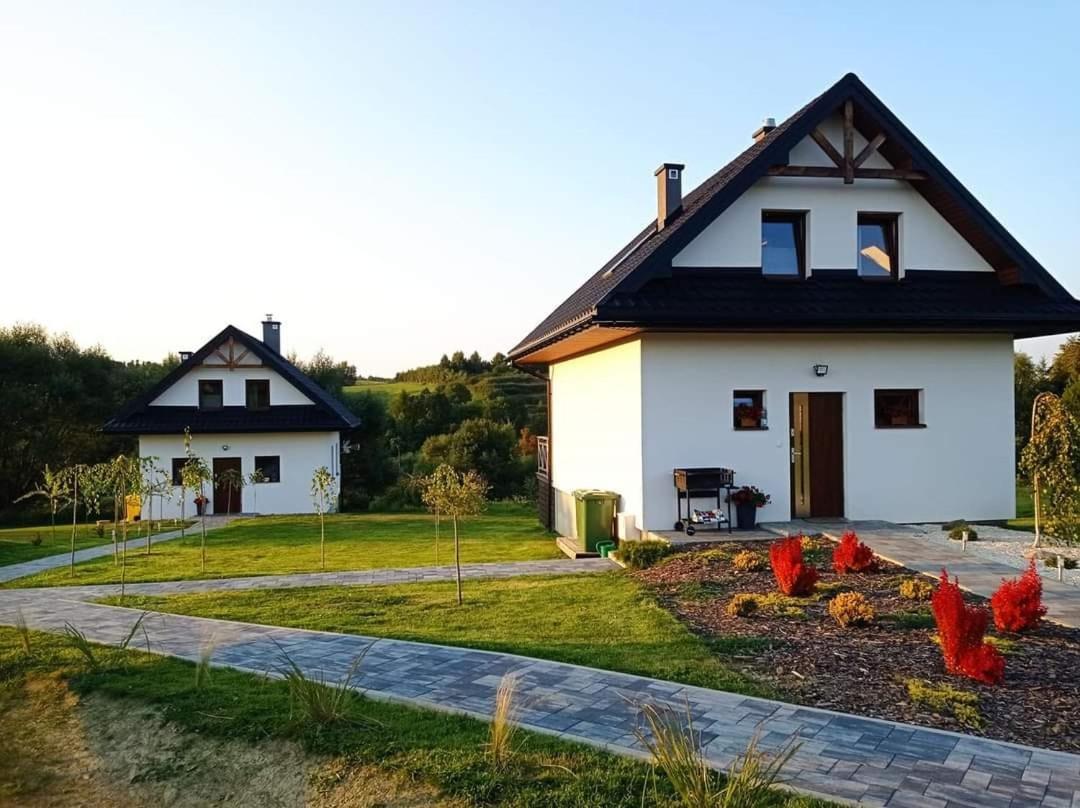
[930,569,1004,685]
[899,577,934,601]
[769,536,818,596]
[947,523,978,541]
[1043,555,1078,570]
[731,549,765,572]
[832,531,876,574]
[905,679,982,729]
[616,540,673,570]
[725,594,759,617]
[827,591,875,627]
[991,559,1046,633]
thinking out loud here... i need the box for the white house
[510,73,1080,538]
[104,317,359,517]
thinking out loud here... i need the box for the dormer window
[246,379,270,411]
[761,212,806,278]
[858,213,899,279]
[198,380,223,410]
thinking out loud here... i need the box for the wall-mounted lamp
[813,364,829,377]
[221,444,231,451]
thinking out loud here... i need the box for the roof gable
[510,73,1077,360]
[105,325,359,434]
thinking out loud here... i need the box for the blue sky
[1,1,1077,374]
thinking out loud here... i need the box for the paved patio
[0,515,239,584]
[3,563,1079,806]
[764,520,1080,628]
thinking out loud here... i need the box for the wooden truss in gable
[769,100,928,183]
[210,336,262,370]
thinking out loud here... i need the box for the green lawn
[343,379,431,400]
[1009,482,1035,531]
[0,627,828,808]
[105,572,773,696]
[9,503,559,587]
[0,520,189,567]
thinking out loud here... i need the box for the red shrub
[769,536,819,596]
[832,531,876,574]
[931,569,1004,685]
[991,559,1047,633]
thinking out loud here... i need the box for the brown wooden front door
[790,393,844,518]
[212,458,243,515]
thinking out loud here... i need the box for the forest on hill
[0,323,545,522]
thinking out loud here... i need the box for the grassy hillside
[343,379,431,400]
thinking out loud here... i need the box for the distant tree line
[1015,336,1080,461]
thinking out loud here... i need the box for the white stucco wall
[138,431,340,517]
[637,334,1015,528]
[150,363,314,407]
[672,119,992,273]
[549,339,643,537]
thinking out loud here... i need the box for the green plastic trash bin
[573,489,619,552]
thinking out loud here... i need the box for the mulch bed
[634,538,1080,752]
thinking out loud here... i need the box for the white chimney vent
[752,117,777,142]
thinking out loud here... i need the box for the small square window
[733,390,766,430]
[254,455,280,483]
[761,212,806,277]
[246,379,270,410]
[198,379,223,410]
[171,458,186,486]
[858,213,899,279]
[874,389,922,428]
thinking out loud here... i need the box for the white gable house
[105,317,359,517]
[510,73,1080,539]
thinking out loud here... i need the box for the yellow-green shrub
[827,591,875,627]
[725,594,760,618]
[905,679,982,729]
[731,550,765,572]
[899,577,934,601]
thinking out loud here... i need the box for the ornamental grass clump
[731,549,765,572]
[832,531,876,574]
[991,559,1047,633]
[827,592,875,627]
[769,536,818,596]
[899,576,934,601]
[931,569,1004,685]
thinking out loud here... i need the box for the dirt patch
[0,672,456,807]
[635,540,1080,752]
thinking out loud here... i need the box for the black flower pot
[735,502,757,530]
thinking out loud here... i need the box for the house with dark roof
[105,317,359,516]
[511,73,1080,538]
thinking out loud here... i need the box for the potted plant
[727,486,771,530]
[193,494,209,517]
[734,403,763,429]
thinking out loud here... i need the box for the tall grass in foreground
[14,609,32,656]
[635,701,799,808]
[276,642,373,729]
[488,673,521,771]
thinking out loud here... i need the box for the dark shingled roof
[104,325,360,435]
[509,73,1080,359]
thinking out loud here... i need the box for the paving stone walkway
[0,516,239,584]
[3,575,1079,806]
[765,520,1080,628]
[11,557,615,600]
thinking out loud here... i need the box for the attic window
[858,213,899,279]
[198,380,223,410]
[761,212,805,277]
[246,379,270,411]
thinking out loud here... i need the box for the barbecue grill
[672,467,736,536]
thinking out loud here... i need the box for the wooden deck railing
[536,436,550,477]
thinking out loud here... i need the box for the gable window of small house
[198,379,223,410]
[874,389,923,428]
[858,214,899,279]
[171,458,186,485]
[761,212,806,277]
[254,455,281,483]
[246,379,270,411]
[733,390,766,430]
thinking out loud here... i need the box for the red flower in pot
[726,486,771,530]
